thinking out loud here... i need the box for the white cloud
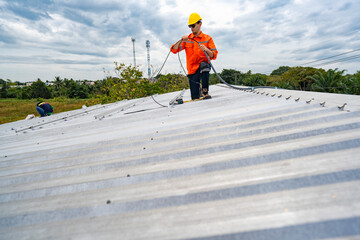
[0,0,359,82]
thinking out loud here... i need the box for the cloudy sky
[1,0,359,82]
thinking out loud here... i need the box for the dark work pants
[36,107,46,117]
[188,68,209,100]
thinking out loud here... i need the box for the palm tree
[54,76,63,97]
[309,68,345,93]
[340,71,360,95]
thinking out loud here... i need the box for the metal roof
[1,84,360,239]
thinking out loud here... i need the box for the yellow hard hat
[188,13,202,25]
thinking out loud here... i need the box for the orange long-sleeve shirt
[171,32,218,75]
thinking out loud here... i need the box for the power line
[300,48,360,66]
[312,54,360,67]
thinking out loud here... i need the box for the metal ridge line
[1,110,359,176]
[0,138,359,203]
[0,121,359,188]
[1,168,360,228]
[1,121,360,182]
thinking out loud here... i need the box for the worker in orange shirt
[171,13,218,100]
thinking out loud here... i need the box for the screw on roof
[338,103,347,110]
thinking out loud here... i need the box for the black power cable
[311,54,360,67]
[148,50,172,108]
[149,37,278,108]
[187,38,276,91]
[300,49,360,66]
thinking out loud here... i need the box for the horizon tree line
[1,65,359,101]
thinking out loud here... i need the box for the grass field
[0,98,93,124]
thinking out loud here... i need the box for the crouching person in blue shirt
[36,102,53,117]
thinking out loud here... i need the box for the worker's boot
[202,88,212,99]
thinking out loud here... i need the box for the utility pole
[146,40,151,79]
[131,37,136,67]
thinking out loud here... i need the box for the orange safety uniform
[171,32,218,75]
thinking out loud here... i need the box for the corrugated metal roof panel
[0,84,360,239]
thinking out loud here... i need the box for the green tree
[94,63,192,104]
[270,66,291,76]
[66,80,87,98]
[29,79,52,98]
[243,72,267,86]
[93,79,108,96]
[62,78,72,97]
[267,75,296,89]
[153,73,188,94]
[97,63,146,103]
[281,67,320,91]
[219,69,244,85]
[339,71,360,95]
[18,87,31,99]
[113,62,145,100]
[53,76,64,97]
[209,73,220,85]
[0,79,8,98]
[309,68,345,93]
[6,86,22,98]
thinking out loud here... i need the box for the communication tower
[131,37,136,67]
[146,40,151,79]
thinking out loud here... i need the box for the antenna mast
[131,37,136,67]
[146,40,151,79]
